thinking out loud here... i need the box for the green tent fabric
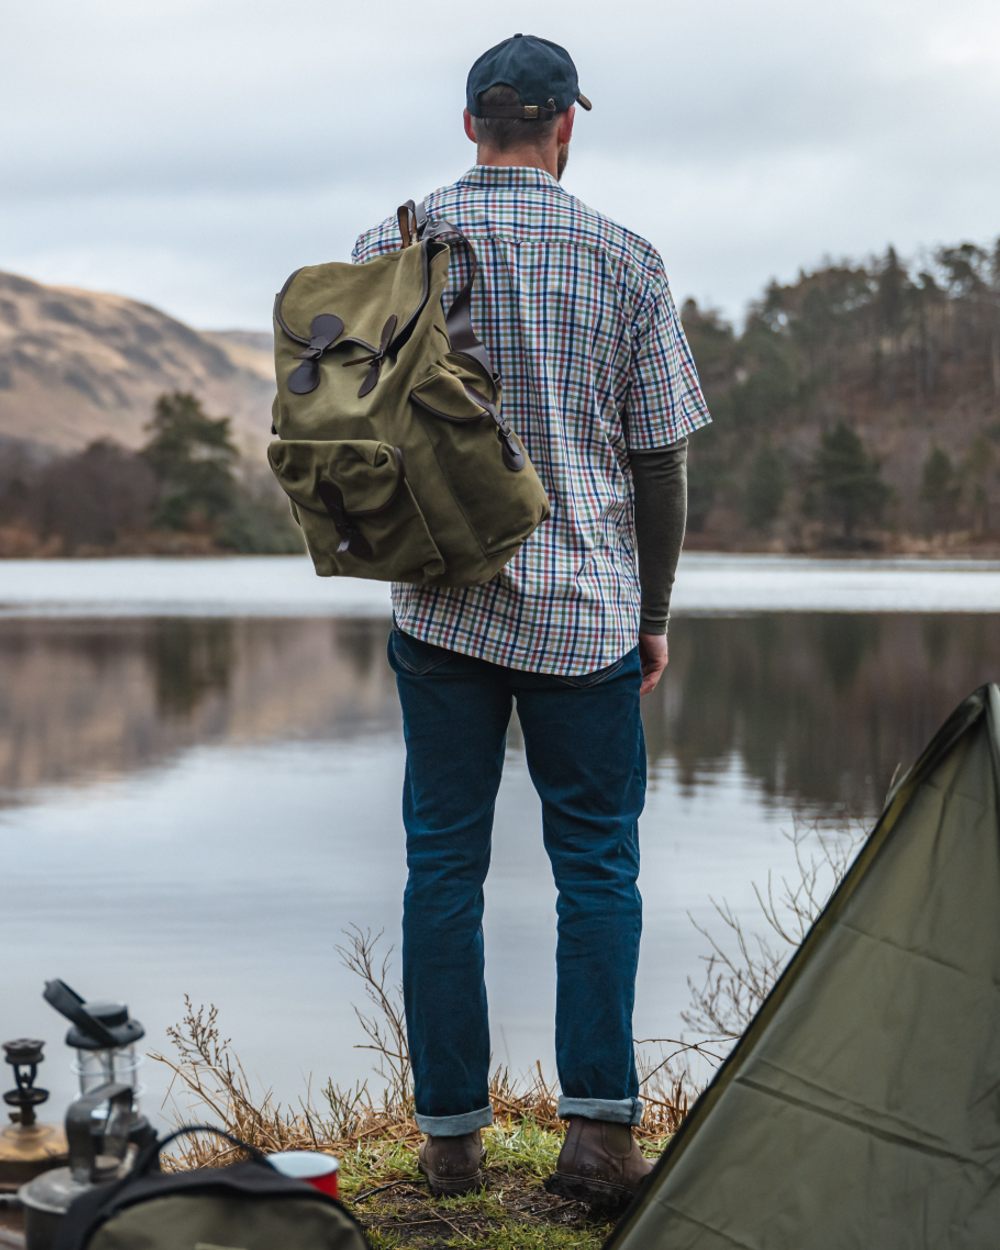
[609,683,1000,1250]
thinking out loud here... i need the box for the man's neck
[475,147,557,179]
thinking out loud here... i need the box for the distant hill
[0,272,274,457]
[203,329,274,375]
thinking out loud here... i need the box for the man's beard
[557,141,570,180]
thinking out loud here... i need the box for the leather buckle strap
[465,382,524,472]
[316,480,373,560]
[341,314,398,398]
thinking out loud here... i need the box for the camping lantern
[42,980,156,1149]
[0,1039,67,1188]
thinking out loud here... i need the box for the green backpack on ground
[56,1126,371,1250]
[268,200,550,586]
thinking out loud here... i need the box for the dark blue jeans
[387,626,646,1135]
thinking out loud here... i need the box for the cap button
[514,32,523,37]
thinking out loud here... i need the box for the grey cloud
[1,0,998,330]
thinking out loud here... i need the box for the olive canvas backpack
[268,200,550,586]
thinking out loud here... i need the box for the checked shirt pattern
[353,164,711,675]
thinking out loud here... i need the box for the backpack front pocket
[267,438,445,581]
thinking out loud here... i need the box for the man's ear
[556,105,575,145]
[463,108,478,144]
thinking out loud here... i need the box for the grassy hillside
[0,272,273,457]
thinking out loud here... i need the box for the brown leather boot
[545,1117,653,1212]
[418,1129,486,1196]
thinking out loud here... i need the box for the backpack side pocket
[409,371,549,559]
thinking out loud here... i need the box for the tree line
[2,233,999,558]
[681,235,1000,548]
[0,392,301,557]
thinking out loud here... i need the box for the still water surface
[1,555,997,1125]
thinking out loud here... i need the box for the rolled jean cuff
[415,1104,493,1136]
[558,1096,643,1126]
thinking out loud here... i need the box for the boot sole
[544,1170,636,1215]
[418,1159,486,1197]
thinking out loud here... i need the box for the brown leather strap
[397,203,415,247]
[397,200,431,249]
[398,200,427,248]
[393,199,498,388]
[413,201,497,387]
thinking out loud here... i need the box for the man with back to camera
[352,34,711,1211]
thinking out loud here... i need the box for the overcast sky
[3,0,998,332]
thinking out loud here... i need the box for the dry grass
[647,818,871,1105]
[150,926,690,1173]
[682,820,866,1048]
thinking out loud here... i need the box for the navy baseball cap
[466,33,592,120]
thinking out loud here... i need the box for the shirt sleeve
[625,261,712,450]
[352,214,402,266]
[351,231,379,264]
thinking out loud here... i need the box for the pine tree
[809,423,890,544]
[142,392,237,531]
[920,446,962,535]
[876,245,909,343]
[745,445,787,531]
[962,434,997,535]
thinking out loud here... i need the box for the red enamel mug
[267,1150,339,1198]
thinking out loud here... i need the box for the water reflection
[147,620,234,718]
[1,614,996,814]
[0,617,398,800]
[644,614,997,814]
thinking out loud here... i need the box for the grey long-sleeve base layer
[629,437,688,635]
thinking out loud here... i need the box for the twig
[352,1178,425,1204]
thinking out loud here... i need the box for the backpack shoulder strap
[396,199,497,388]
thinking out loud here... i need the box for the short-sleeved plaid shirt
[352,164,711,675]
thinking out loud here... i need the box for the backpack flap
[274,243,437,386]
[267,439,404,519]
[409,369,491,423]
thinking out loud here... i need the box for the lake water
[1,554,998,1127]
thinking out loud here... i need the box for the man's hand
[638,632,668,696]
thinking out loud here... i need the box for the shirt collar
[457,164,565,192]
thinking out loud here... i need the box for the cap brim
[576,91,593,111]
